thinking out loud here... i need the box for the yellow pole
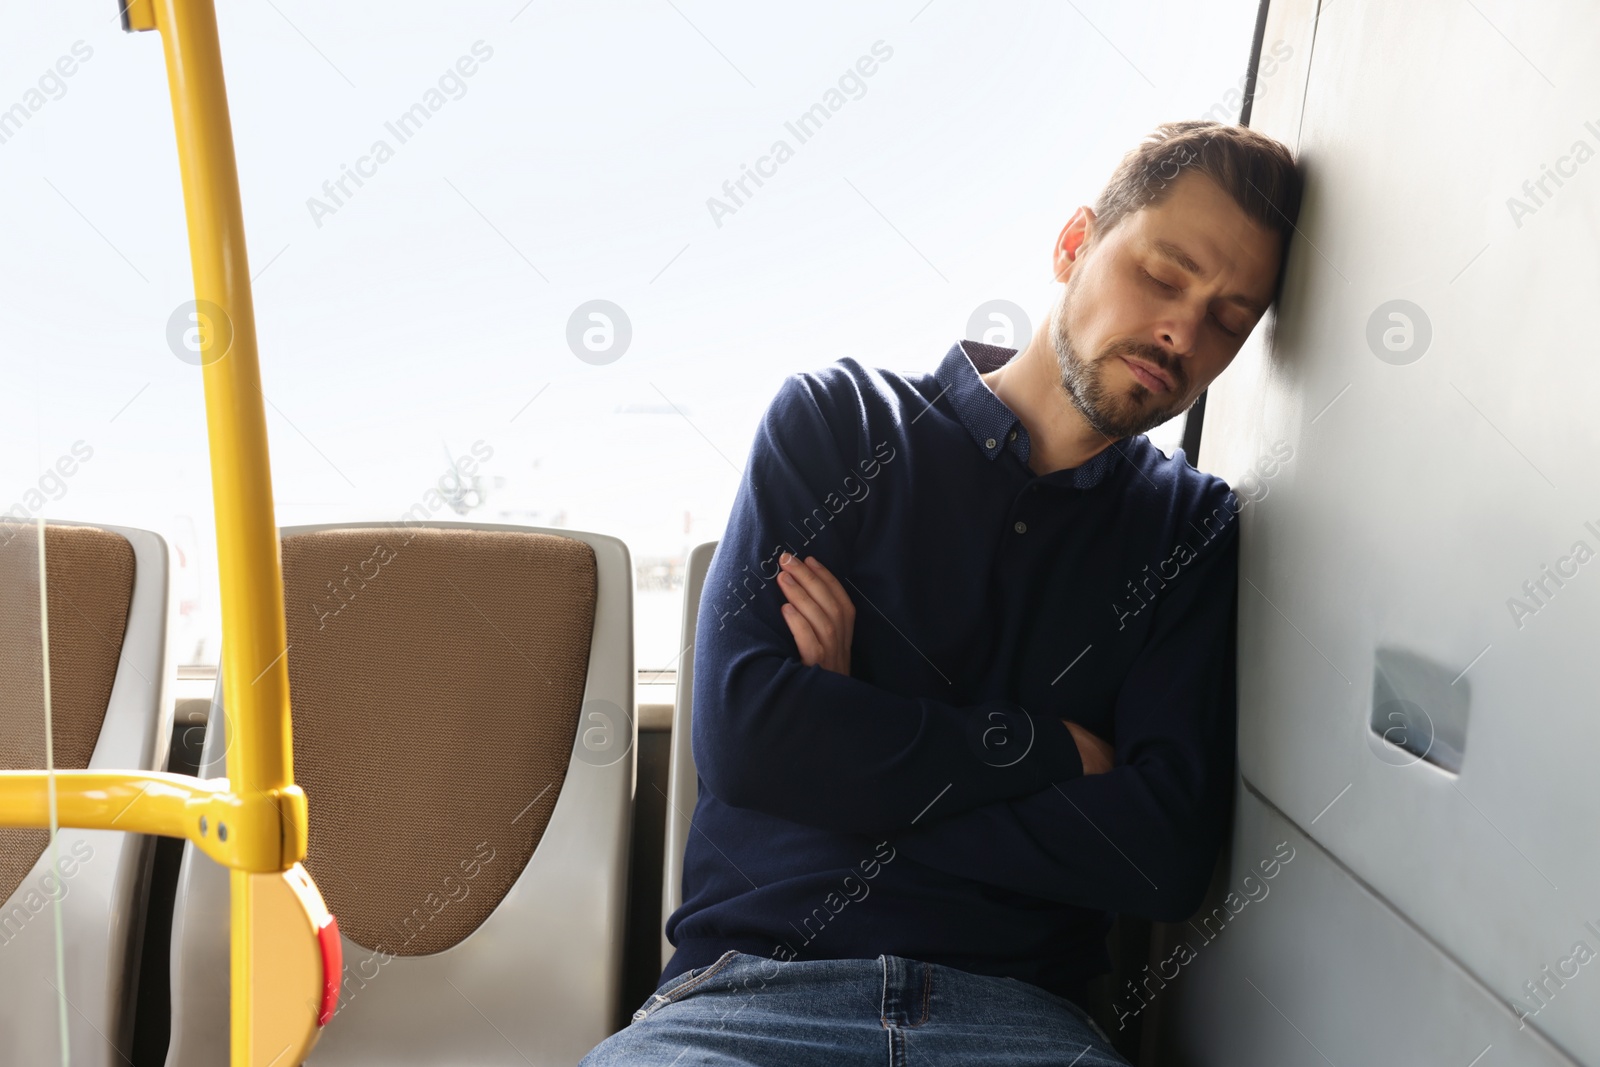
[144,0,303,1060]
[148,0,291,794]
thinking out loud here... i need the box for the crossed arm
[773,542,1238,921]
[688,374,1092,837]
[775,551,1114,775]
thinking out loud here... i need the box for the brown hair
[1091,120,1303,305]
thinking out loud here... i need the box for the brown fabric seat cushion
[0,525,136,906]
[281,527,598,955]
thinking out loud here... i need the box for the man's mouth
[1120,355,1174,393]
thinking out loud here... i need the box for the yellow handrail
[142,1,299,813]
[0,771,301,871]
[135,0,311,1058]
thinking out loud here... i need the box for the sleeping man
[584,119,1303,1067]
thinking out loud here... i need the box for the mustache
[1107,340,1184,392]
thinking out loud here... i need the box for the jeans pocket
[632,950,742,1022]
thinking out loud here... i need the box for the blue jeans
[581,951,1131,1066]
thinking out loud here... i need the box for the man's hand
[777,552,855,675]
[1064,721,1114,775]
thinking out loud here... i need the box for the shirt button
[1007,430,1018,442]
[1014,521,1027,534]
[985,437,997,450]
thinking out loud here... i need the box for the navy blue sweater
[664,339,1240,1002]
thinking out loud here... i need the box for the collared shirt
[668,339,1241,1004]
[933,339,1118,488]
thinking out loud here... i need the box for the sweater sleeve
[885,514,1240,921]
[691,371,1084,837]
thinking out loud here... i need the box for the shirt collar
[933,339,1119,490]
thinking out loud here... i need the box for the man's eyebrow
[1151,238,1268,315]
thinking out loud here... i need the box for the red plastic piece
[316,914,343,1027]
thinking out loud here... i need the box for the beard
[1051,281,1192,441]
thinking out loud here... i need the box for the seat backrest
[0,521,173,1066]
[166,521,634,1066]
[660,541,717,972]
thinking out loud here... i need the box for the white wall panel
[1193,0,1600,1061]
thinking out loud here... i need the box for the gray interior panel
[1195,0,1600,1061]
[1146,785,1579,1067]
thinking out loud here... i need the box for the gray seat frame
[0,520,173,1066]
[164,521,635,1066]
[660,540,717,974]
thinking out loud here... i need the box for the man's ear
[1054,206,1095,283]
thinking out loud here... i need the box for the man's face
[1051,170,1282,440]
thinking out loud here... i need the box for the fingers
[781,603,823,666]
[776,553,854,675]
[776,553,826,612]
[777,553,847,644]
[803,555,856,622]
[779,553,854,622]
[1064,721,1114,775]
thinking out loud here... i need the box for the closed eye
[1141,268,1177,293]
[1144,268,1242,338]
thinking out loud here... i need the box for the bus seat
[0,521,174,1066]
[164,522,634,1066]
[659,540,717,972]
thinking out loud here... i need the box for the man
[584,120,1302,1066]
